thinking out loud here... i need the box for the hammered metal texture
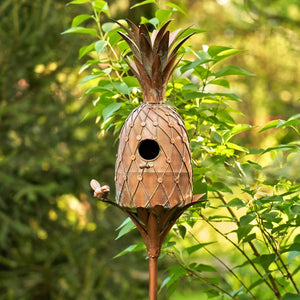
[115,103,193,208]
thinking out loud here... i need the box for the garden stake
[90,20,205,299]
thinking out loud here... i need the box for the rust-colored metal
[115,19,194,104]
[90,183,204,299]
[115,103,193,208]
[90,20,206,299]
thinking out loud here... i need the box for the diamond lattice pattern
[115,104,193,208]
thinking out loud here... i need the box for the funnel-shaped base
[91,180,205,300]
[98,196,205,300]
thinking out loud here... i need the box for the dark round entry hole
[138,139,160,160]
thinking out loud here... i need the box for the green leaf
[223,124,252,143]
[106,28,123,46]
[81,105,102,122]
[248,277,266,291]
[123,76,139,87]
[212,131,223,143]
[155,9,173,25]
[226,142,249,153]
[208,78,230,89]
[288,251,300,263]
[216,65,254,77]
[194,264,217,273]
[78,74,100,85]
[221,198,245,209]
[177,225,186,239]
[192,66,213,80]
[290,204,300,215]
[242,233,256,243]
[288,113,300,121]
[113,242,145,258]
[281,293,300,300]
[279,119,300,128]
[67,0,90,4]
[79,42,95,59]
[61,26,98,36]
[95,40,107,56]
[236,224,253,243]
[130,0,157,9]
[213,48,246,64]
[217,48,246,57]
[259,119,279,132]
[208,45,233,57]
[193,181,207,196]
[102,22,114,33]
[113,81,129,94]
[211,181,233,193]
[103,102,122,121]
[186,242,215,255]
[79,59,99,73]
[166,265,187,285]
[165,2,187,15]
[92,0,110,17]
[262,144,299,154]
[115,217,135,240]
[253,254,276,270]
[240,213,255,225]
[179,28,206,39]
[140,16,159,27]
[180,58,212,73]
[71,14,92,27]
[83,86,114,96]
[229,123,252,137]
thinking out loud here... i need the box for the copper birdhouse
[114,20,194,209]
[90,20,205,300]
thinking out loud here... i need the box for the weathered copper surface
[115,103,193,208]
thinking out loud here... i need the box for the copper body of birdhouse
[115,103,193,208]
[114,20,195,209]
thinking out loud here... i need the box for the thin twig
[189,231,258,299]
[213,189,282,298]
[197,211,279,297]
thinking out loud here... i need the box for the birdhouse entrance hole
[138,139,160,160]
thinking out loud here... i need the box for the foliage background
[0,0,299,299]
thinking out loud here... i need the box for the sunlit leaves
[71,14,92,27]
[130,0,157,9]
[92,0,110,17]
[68,0,90,5]
[115,217,135,240]
[216,65,254,77]
[114,242,145,258]
[260,115,300,132]
[95,40,107,55]
[165,2,187,15]
[61,26,98,36]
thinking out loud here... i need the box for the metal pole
[149,256,158,300]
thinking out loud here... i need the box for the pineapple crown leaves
[115,19,195,103]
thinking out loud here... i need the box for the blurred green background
[0,0,299,299]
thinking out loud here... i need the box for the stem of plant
[212,188,282,298]
[198,212,280,298]
[189,231,258,300]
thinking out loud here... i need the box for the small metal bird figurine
[90,179,110,200]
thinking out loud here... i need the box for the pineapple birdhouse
[90,20,205,300]
[115,20,194,209]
